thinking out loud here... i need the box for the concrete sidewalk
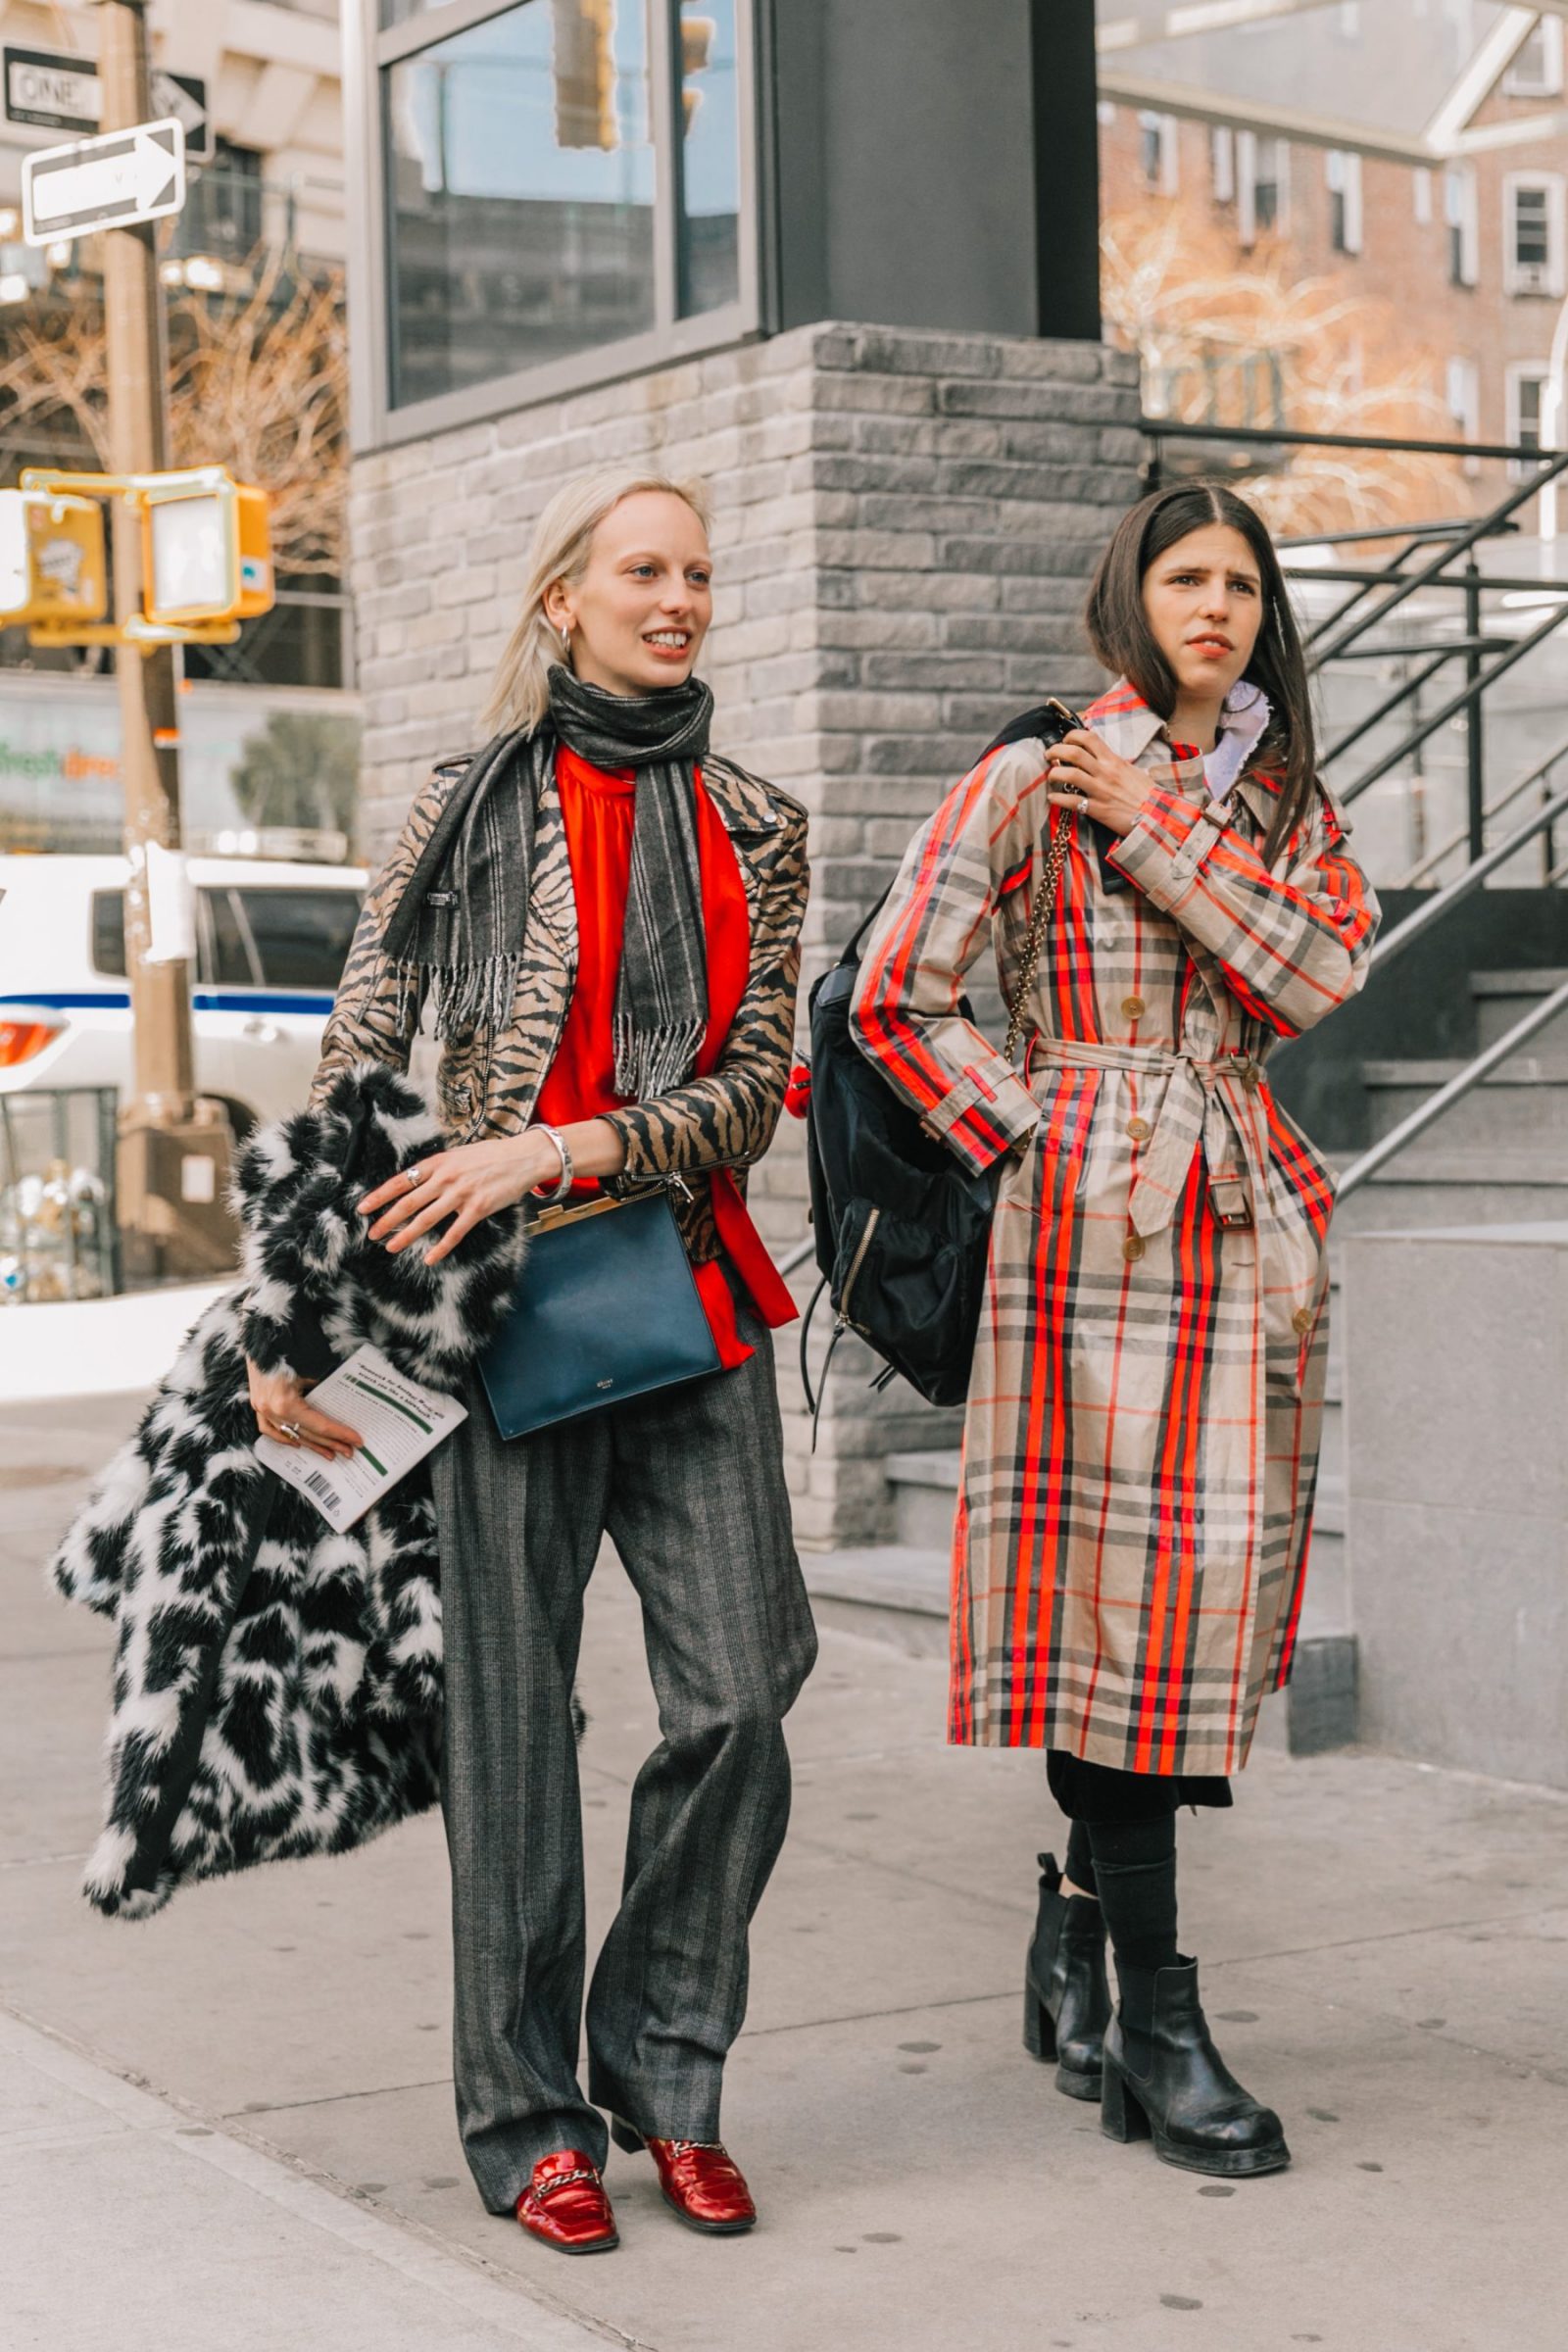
[4,1387,1566,2352]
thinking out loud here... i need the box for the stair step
[1471,968,1568,996]
[1472,968,1568,1050]
[805,1544,1355,1753]
[802,1545,949,1657]
[886,1448,962,1549]
[1361,1061,1568,1150]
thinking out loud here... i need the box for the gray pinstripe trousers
[430,1311,817,2213]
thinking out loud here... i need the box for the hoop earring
[557,620,571,659]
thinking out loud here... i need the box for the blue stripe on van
[0,989,337,1015]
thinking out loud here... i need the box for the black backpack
[801,699,1086,1422]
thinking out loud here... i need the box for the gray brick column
[349,322,1143,1548]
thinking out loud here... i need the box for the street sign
[22,119,185,248]
[3,46,211,162]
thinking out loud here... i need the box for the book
[254,1344,467,1533]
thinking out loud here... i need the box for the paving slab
[3,1388,1566,2352]
[0,2012,606,2352]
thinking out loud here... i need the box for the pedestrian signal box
[140,470,272,629]
[17,464,273,645]
[0,487,107,626]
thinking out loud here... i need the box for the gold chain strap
[1003,807,1077,1066]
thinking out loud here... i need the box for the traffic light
[0,487,107,627]
[682,12,716,133]
[553,0,616,151]
[139,470,272,629]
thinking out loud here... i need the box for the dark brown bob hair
[1085,480,1316,866]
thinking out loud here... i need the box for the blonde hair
[480,465,714,736]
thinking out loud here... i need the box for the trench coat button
[1126,1116,1152,1143]
[1292,1305,1315,1335]
[1122,995,1147,1020]
[1240,1063,1261,1092]
[1123,1233,1147,1263]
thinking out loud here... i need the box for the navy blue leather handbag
[475,1189,720,1441]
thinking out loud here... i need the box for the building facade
[1098,4,1568,507]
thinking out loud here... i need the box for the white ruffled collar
[1202,680,1271,810]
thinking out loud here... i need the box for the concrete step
[1331,1154,1568,1234]
[1473,967,1568,1052]
[801,1544,950,1657]
[1362,1059,1568,1152]
[803,1540,1354,1755]
[885,1447,961,1550]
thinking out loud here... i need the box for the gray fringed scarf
[381,666,713,1102]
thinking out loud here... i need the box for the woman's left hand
[1045,728,1155,839]
[359,1132,563,1266]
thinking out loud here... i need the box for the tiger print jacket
[313,748,810,1260]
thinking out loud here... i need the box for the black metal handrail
[1305,451,1568,664]
[1144,417,1551,466]
[1334,596,1568,808]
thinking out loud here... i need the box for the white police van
[0,854,367,1139]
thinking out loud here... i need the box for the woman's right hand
[246,1360,361,1462]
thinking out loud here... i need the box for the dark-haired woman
[853,482,1379,2178]
[246,464,816,2250]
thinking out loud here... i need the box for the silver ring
[278,1421,304,1443]
[405,1165,422,1191]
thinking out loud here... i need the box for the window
[1505,19,1564,97]
[177,137,265,262]
[1139,111,1178,197]
[1327,150,1363,255]
[91,892,126,978]
[1504,172,1566,297]
[1412,166,1433,225]
[362,0,754,435]
[676,1,740,318]
[1238,132,1288,243]
[89,887,363,989]
[1506,363,1551,478]
[1210,125,1235,206]
[229,890,364,989]
[1446,355,1480,474]
[1446,165,1479,287]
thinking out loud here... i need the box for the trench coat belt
[1035,1036,1270,1240]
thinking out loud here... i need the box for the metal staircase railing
[1149,419,1568,1202]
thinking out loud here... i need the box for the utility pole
[97,0,233,1277]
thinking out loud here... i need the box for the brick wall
[349,320,1142,1547]
[1100,91,1566,473]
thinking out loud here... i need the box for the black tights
[1066,1814,1180,1977]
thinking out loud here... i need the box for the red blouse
[535,743,796,1367]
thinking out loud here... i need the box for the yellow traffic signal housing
[0,488,108,627]
[140,471,273,629]
[681,11,716,130]
[554,0,616,151]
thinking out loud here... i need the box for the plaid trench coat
[852,680,1380,1775]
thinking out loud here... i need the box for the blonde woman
[245,468,816,2252]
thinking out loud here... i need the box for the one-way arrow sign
[22,118,185,247]
[3,47,212,164]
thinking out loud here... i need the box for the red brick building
[1097,3,1568,506]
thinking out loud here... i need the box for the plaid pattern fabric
[854,679,1380,1773]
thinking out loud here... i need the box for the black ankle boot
[1023,1852,1111,2101]
[1101,1957,1290,2178]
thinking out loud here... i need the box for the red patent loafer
[612,2117,757,2233]
[514,2149,619,2254]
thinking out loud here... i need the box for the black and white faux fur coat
[50,1062,525,1919]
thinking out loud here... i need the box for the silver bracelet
[531,1120,573,1203]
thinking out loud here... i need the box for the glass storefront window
[383,0,657,410]
[364,0,756,430]
[677,2,740,318]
